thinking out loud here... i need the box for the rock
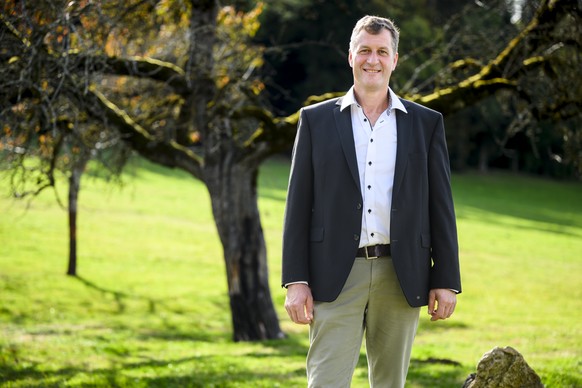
[462,346,544,388]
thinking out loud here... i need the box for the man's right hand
[284,283,314,324]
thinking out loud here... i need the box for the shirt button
[368,161,372,166]
[370,138,374,143]
[367,185,371,190]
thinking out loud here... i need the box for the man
[282,15,462,387]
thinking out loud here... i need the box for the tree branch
[67,53,189,94]
[84,84,204,180]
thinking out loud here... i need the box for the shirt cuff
[284,281,308,288]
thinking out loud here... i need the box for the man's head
[349,16,399,55]
[348,15,400,95]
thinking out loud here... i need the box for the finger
[431,305,447,321]
[427,291,436,316]
[305,295,314,322]
[290,310,303,324]
[441,304,451,318]
[285,305,296,323]
[285,300,302,323]
[295,309,310,324]
[290,303,309,324]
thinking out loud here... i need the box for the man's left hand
[428,288,457,321]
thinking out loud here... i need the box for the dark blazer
[282,95,462,307]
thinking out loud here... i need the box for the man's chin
[359,82,388,93]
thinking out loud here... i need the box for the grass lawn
[0,156,581,387]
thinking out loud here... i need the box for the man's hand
[428,288,457,321]
[284,283,314,324]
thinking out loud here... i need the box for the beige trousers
[307,257,420,388]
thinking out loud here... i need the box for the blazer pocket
[310,227,324,242]
[421,233,431,248]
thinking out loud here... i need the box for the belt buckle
[364,246,378,260]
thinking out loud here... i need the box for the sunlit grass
[1,157,581,387]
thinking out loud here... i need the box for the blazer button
[356,203,362,210]
[353,234,360,241]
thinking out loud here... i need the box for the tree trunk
[66,155,89,276]
[205,156,285,341]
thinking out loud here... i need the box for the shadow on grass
[407,358,469,387]
[0,336,310,387]
[453,172,582,232]
[76,275,162,314]
[135,327,230,344]
[351,350,468,387]
[417,318,469,333]
[73,275,226,343]
[74,275,208,317]
[0,348,469,388]
[0,325,481,388]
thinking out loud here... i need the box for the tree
[409,0,582,175]
[1,0,580,342]
[1,0,285,341]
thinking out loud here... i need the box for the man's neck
[354,87,391,125]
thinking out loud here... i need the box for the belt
[356,244,391,259]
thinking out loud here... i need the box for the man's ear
[392,52,399,71]
[348,51,353,67]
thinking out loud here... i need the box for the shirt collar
[339,86,407,114]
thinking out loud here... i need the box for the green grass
[1,157,581,387]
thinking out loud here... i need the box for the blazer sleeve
[281,108,313,286]
[427,113,462,293]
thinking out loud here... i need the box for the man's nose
[367,52,379,64]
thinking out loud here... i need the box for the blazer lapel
[393,102,413,199]
[333,101,361,192]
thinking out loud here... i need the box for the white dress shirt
[340,86,407,248]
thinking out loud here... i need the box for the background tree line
[1,0,580,341]
[250,0,581,177]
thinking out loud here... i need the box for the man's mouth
[364,69,381,73]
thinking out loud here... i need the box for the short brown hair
[349,15,399,54]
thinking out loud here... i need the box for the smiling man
[282,15,462,387]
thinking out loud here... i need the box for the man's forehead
[353,30,392,48]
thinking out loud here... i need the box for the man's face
[348,29,398,94]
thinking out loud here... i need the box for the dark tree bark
[66,153,89,276]
[205,154,284,341]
